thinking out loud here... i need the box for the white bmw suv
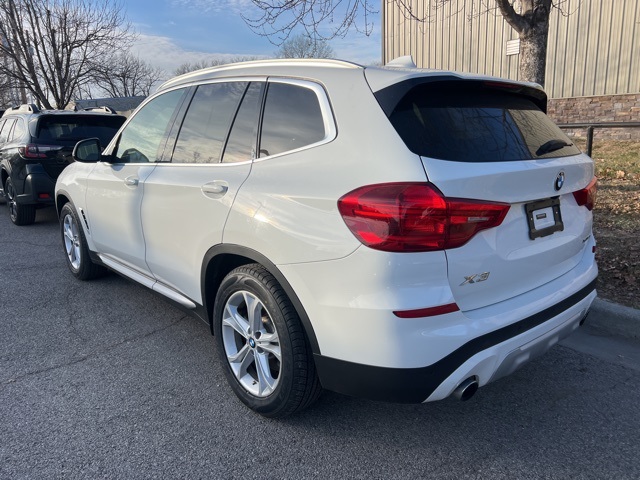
[55,59,598,417]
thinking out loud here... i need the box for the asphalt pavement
[1,206,639,479]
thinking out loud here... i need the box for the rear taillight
[573,177,597,211]
[337,183,510,252]
[18,144,60,159]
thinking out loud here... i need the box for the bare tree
[245,0,567,86]
[494,0,553,87]
[174,56,262,76]
[276,34,334,58]
[245,0,376,42]
[0,0,133,109]
[95,53,163,97]
[0,68,24,107]
[174,59,228,76]
[0,76,15,108]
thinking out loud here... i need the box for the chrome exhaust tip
[452,377,479,401]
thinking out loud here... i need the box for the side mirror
[72,138,102,163]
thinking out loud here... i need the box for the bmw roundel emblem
[554,172,565,191]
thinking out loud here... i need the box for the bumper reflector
[393,303,460,319]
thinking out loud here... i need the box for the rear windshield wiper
[536,139,573,156]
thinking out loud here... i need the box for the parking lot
[1,206,640,479]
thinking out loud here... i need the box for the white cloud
[130,33,268,79]
[130,31,381,79]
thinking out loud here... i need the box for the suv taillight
[573,177,597,211]
[18,144,59,159]
[337,183,510,252]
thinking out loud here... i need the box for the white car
[55,59,598,417]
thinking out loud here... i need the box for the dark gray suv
[0,104,125,225]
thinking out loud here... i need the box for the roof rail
[6,103,40,115]
[158,58,363,92]
[81,106,118,114]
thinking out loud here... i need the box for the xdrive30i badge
[460,272,490,286]
[555,172,565,191]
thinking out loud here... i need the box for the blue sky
[125,0,382,78]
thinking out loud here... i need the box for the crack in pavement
[0,315,190,388]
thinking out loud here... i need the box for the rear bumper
[280,231,597,403]
[16,172,56,206]
[314,279,596,403]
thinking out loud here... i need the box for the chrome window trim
[150,159,253,168]
[105,76,336,167]
[166,78,265,166]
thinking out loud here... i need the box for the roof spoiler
[75,105,118,114]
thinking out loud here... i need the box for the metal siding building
[383,0,640,99]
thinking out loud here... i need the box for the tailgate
[424,155,595,311]
[380,78,596,311]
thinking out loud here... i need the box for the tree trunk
[519,21,549,86]
[496,0,552,87]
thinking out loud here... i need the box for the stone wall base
[547,93,640,140]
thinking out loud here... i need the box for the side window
[114,89,185,163]
[221,82,263,163]
[0,119,15,144]
[9,119,26,142]
[259,82,325,157]
[172,82,247,164]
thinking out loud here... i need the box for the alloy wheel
[221,290,282,397]
[5,180,17,222]
[63,213,81,270]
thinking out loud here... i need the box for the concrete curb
[586,298,640,340]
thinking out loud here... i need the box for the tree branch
[494,0,528,34]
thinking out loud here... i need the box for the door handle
[201,181,228,198]
[124,176,139,186]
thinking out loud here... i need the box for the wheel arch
[201,244,321,354]
[55,190,72,217]
[0,167,8,188]
[55,194,93,249]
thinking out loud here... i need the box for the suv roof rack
[4,103,40,116]
[79,105,118,114]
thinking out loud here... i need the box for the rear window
[36,115,125,147]
[386,84,580,162]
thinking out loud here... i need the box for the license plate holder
[525,197,563,240]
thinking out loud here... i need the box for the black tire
[59,203,107,280]
[4,177,36,226]
[213,264,322,417]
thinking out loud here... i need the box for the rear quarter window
[0,119,16,144]
[259,82,326,157]
[10,119,26,142]
[385,84,580,162]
